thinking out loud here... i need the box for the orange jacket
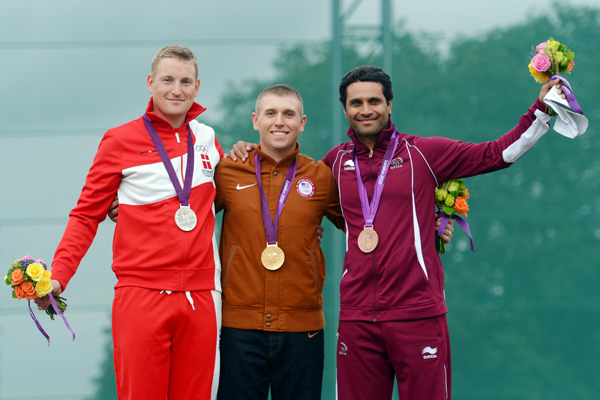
[215,145,343,332]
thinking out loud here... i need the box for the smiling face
[343,81,392,148]
[252,93,306,162]
[147,57,200,128]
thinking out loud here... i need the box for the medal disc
[175,205,197,231]
[261,243,285,270]
[357,226,378,253]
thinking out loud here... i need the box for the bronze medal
[353,130,400,255]
[261,243,285,270]
[357,226,379,253]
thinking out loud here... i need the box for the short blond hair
[255,84,304,114]
[151,45,198,79]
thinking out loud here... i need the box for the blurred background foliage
[87,5,600,399]
[216,5,598,399]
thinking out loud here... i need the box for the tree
[86,326,117,400]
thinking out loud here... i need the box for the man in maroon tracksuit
[322,65,564,400]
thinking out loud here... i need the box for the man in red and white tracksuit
[322,65,565,400]
[36,45,223,400]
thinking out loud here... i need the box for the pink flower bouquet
[528,38,575,83]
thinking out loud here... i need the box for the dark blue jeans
[218,327,324,400]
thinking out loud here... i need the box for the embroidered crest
[296,178,316,198]
[390,157,404,169]
[343,159,355,171]
[195,144,214,177]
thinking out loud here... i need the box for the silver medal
[175,205,197,231]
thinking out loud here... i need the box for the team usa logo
[195,144,214,177]
[296,178,316,198]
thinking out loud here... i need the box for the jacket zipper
[175,132,185,182]
[175,130,188,290]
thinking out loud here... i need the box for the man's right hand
[226,141,256,161]
[33,279,63,310]
[435,214,454,244]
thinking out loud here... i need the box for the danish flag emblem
[201,153,212,169]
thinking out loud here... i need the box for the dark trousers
[218,327,324,400]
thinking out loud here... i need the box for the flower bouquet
[5,256,74,344]
[434,179,474,254]
[528,37,574,84]
[528,38,588,138]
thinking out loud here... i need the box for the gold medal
[357,226,378,253]
[261,243,285,270]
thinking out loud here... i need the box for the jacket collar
[254,143,300,169]
[144,98,207,130]
[347,118,397,156]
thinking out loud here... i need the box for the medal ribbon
[437,211,475,252]
[547,75,583,115]
[354,130,399,227]
[142,114,194,206]
[254,152,297,245]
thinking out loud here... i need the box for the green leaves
[442,205,456,215]
[5,268,14,285]
[435,178,469,216]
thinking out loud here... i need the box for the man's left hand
[108,195,119,222]
[539,78,566,105]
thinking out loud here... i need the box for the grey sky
[1,1,597,399]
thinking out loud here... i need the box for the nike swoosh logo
[236,183,257,190]
[308,331,320,339]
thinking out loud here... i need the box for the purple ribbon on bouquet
[437,211,475,252]
[27,295,76,346]
[547,74,584,115]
